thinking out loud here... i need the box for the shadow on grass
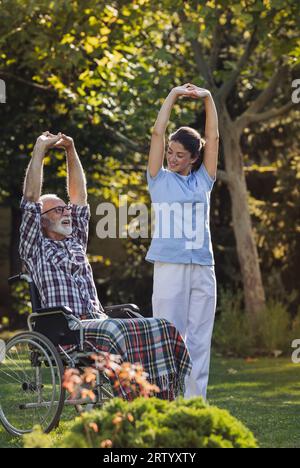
[208,357,300,448]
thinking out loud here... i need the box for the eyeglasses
[41,205,72,216]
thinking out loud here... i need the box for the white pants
[152,262,217,400]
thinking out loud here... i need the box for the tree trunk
[219,108,266,318]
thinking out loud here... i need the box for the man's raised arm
[23,131,62,202]
[54,134,87,206]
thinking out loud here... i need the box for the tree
[0,0,299,323]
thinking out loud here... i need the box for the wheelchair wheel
[0,332,65,436]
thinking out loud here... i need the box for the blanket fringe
[114,372,186,401]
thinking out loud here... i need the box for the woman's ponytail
[191,137,205,172]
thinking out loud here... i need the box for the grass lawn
[208,356,300,448]
[0,355,299,448]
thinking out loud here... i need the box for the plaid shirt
[19,197,105,319]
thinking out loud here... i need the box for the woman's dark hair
[169,126,205,172]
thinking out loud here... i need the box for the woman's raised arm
[187,86,219,179]
[203,93,219,179]
[148,84,197,178]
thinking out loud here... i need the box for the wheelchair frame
[0,273,143,436]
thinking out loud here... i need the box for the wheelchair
[0,273,143,437]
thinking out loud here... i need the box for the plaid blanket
[68,317,192,400]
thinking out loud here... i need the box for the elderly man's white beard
[50,218,73,237]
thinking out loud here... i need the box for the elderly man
[19,132,191,400]
[20,131,105,320]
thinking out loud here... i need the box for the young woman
[146,83,219,399]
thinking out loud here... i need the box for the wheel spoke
[0,333,65,436]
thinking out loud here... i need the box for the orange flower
[112,412,123,426]
[63,352,161,402]
[89,422,99,433]
[81,389,96,401]
[100,439,113,448]
[127,413,134,423]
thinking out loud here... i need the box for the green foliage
[22,426,53,449]
[214,289,300,357]
[23,397,258,448]
[255,301,300,355]
[213,289,253,357]
[246,146,300,314]
[11,282,31,317]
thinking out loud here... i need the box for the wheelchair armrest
[28,306,83,350]
[35,306,73,316]
[104,303,143,319]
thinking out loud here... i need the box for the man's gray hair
[39,193,61,203]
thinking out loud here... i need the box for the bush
[213,289,253,357]
[24,397,258,449]
[255,301,299,355]
[291,309,300,345]
[213,289,300,357]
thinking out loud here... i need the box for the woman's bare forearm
[202,93,219,178]
[148,91,178,176]
[152,90,177,136]
[204,94,219,140]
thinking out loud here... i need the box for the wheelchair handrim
[0,332,65,436]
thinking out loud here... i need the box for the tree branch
[102,122,147,153]
[191,39,217,90]
[244,65,288,116]
[242,101,297,124]
[217,169,231,185]
[218,26,259,101]
[209,16,223,72]
[0,71,52,91]
[235,64,292,131]
[178,10,216,91]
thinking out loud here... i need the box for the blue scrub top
[146,163,216,265]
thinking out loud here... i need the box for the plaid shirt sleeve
[19,196,43,261]
[71,204,91,251]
